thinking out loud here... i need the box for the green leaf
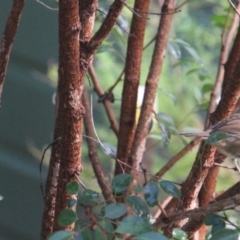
[103,203,127,219]
[156,113,174,125]
[193,87,202,104]
[126,196,150,218]
[159,180,181,199]
[111,174,133,195]
[115,216,152,235]
[172,38,203,65]
[199,102,209,110]
[186,68,201,75]
[82,189,100,203]
[94,220,114,240]
[133,185,143,193]
[206,131,227,144]
[65,181,79,195]
[202,83,213,94]
[158,87,177,105]
[67,199,77,208]
[143,182,159,207]
[47,230,75,240]
[80,227,93,240]
[136,231,169,240]
[172,228,188,240]
[58,209,78,227]
[209,228,239,240]
[211,14,230,28]
[168,42,181,59]
[204,214,222,226]
[211,219,226,234]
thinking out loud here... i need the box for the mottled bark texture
[0,0,25,104]
[41,0,82,238]
[127,0,176,179]
[115,0,150,175]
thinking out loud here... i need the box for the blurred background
[0,0,236,239]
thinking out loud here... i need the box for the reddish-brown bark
[82,88,115,203]
[0,0,25,104]
[41,0,82,238]
[163,36,240,238]
[127,0,176,179]
[115,0,150,175]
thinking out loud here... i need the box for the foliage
[1,0,240,239]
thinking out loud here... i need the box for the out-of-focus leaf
[158,87,177,105]
[66,181,79,195]
[202,83,213,94]
[126,196,150,218]
[193,87,202,103]
[136,231,169,240]
[111,174,133,195]
[143,182,159,207]
[47,230,74,240]
[93,220,114,240]
[58,209,78,227]
[212,219,226,234]
[211,14,231,28]
[156,113,174,125]
[115,216,152,235]
[204,214,223,226]
[210,228,239,240]
[172,228,187,240]
[206,131,227,144]
[172,38,203,65]
[103,203,127,219]
[81,189,100,205]
[199,102,209,110]
[159,180,181,199]
[67,199,77,208]
[168,42,181,59]
[133,185,143,193]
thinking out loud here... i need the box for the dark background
[0,1,58,239]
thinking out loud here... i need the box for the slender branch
[152,137,202,180]
[222,0,240,91]
[127,0,176,178]
[88,64,119,135]
[205,3,240,127]
[39,137,62,199]
[0,0,26,104]
[82,88,116,203]
[115,0,151,175]
[228,0,240,17]
[87,0,126,54]
[36,0,58,10]
[158,194,240,228]
[195,5,240,237]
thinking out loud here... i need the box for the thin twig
[152,137,202,180]
[39,137,61,199]
[88,65,119,135]
[97,8,132,36]
[157,194,240,228]
[214,162,237,171]
[228,0,240,17]
[0,0,26,104]
[205,4,240,127]
[176,0,190,11]
[74,173,86,190]
[36,0,58,10]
